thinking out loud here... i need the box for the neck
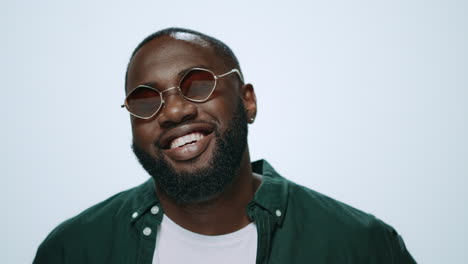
[156,150,261,235]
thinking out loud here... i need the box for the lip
[162,132,214,161]
[158,122,216,161]
[159,122,215,149]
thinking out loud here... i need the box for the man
[34,28,416,263]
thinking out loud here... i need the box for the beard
[132,98,248,204]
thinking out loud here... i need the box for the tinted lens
[126,86,162,118]
[180,70,216,101]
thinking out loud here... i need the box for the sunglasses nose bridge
[159,86,184,104]
[161,86,178,94]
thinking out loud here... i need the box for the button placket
[142,227,152,236]
[151,205,160,215]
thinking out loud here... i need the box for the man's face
[126,35,254,203]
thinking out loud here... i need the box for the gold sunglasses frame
[121,68,244,120]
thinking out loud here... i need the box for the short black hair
[124,27,242,91]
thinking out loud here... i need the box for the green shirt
[34,160,416,263]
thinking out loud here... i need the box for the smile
[170,132,205,149]
[159,123,216,161]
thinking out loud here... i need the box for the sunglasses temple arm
[218,69,244,83]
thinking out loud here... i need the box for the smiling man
[34,28,416,264]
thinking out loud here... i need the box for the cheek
[203,96,239,128]
[131,118,160,152]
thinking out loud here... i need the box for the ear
[240,83,257,123]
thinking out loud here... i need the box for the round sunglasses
[122,68,243,119]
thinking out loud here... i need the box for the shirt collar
[128,178,160,224]
[251,159,289,227]
[128,159,289,226]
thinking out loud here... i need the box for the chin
[163,153,213,174]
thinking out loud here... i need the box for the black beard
[132,99,248,204]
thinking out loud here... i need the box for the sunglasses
[122,68,243,119]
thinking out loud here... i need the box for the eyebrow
[140,64,215,89]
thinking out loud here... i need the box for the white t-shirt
[153,214,257,264]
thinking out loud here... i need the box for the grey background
[2,0,467,263]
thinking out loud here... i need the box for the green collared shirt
[34,160,416,263]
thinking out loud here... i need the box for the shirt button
[151,205,160,215]
[132,212,139,219]
[143,227,152,236]
[275,209,282,217]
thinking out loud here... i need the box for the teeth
[170,132,205,149]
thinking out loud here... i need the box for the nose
[157,88,197,128]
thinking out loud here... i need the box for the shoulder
[33,179,153,263]
[286,180,393,238]
[279,181,415,262]
[288,181,376,229]
[50,179,151,235]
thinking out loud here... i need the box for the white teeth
[170,132,205,149]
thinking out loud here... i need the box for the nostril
[160,113,197,129]
[158,99,198,128]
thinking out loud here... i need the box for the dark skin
[126,35,260,235]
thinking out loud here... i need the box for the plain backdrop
[2,0,467,263]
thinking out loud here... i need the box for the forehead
[126,35,225,90]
